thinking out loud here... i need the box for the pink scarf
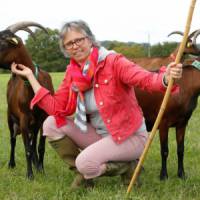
[55,47,99,127]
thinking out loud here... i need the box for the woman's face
[63,29,92,63]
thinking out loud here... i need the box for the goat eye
[6,37,18,45]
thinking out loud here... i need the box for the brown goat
[134,30,200,180]
[0,22,54,179]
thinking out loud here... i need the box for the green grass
[0,73,200,200]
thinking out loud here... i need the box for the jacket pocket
[97,74,113,85]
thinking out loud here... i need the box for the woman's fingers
[17,64,26,69]
[11,62,18,73]
[11,62,28,77]
[170,65,182,79]
[167,62,176,69]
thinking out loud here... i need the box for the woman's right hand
[11,62,33,79]
[11,62,42,93]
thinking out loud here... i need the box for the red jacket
[30,54,176,144]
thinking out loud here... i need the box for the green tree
[150,42,178,57]
[25,28,68,72]
[113,44,146,58]
[101,40,146,58]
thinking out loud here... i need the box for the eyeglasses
[64,37,87,50]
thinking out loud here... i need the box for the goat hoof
[36,165,45,174]
[27,173,34,180]
[178,172,186,180]
[160,173,168,181]
[8,162,16,169]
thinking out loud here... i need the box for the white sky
[0,0,200,44]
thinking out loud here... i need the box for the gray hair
[59,20,100,57]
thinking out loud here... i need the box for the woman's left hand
[165,62,183,84]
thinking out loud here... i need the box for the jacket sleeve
[30,69,71,115]
[114,55,174,93]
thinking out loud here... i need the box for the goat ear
[6,37,19,45]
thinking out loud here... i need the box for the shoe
[70,173,94,190]
[104,161,131,176]
[121,160,143,187]
[49,136,93,189]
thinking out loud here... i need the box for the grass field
[0,73,200,200]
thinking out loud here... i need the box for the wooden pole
[126,0,197,197]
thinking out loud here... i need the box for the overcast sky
[1,0,200,44]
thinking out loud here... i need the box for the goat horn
[6,21,48,34]
[19,27,36,40]
[167,31,184,37]
[188,29,200,39]
[192,30,200,47]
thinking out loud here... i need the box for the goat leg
[176,126,186,179]
[9,135,16,168]
[159,124,169,180]
[22,131,34,180]
[37,129,46,173]
[31,127,39,170]
[8,116,17,168]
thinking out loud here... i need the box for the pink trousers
[43,116,148,179]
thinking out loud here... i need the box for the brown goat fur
[132,56,172,70]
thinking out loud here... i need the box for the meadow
[0,73,199,200]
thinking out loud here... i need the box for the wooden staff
[126,0,197,197]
